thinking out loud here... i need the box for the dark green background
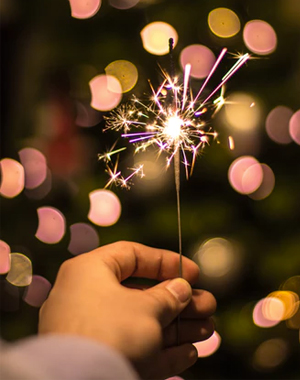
[1,0,299,379]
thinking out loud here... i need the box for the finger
[136,344,198,380]
[145,278,192,328]
[88,241,200,283]
[163,318,214,347]
[181,289,217,319]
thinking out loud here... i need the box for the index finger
[88,241,200,285]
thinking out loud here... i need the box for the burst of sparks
[100,49,250,186]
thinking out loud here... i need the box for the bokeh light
[248,164,275,200]
[243,20,277,55]
[35,207,66,244]
[253,298,284,328]
[0,158,25,198]
[140,22,178,56]
[6,253,32,287]
[23,275,51,308]
[228,156,263,195]
[208,8,241,38]
[69,0,101,19]
[75,101,102,128]
[89,74,122,111]
[18,147,47,189]
[265,106,294,144]
[0,240,11,274]
[193,331,221,357]
[105,60,138,93]
[195,238,236,278]
[252,339,289,371]
[133,152,170,194]
[281,275,300,296]
[68,223,100,255]
[286,302,300,330]
[24,168,52,200]
[179,45,216,79]
[289,109,300,145]
[224,92,260,132]
[267,291,299,320]
[88,189,121,226]
[109,0,140,11]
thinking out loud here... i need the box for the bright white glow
[164,116,182,140]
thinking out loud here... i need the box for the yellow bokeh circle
[208,8,241,38]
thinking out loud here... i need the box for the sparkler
[99,42,250,279]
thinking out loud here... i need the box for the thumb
[146,278,192,328]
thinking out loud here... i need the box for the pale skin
[39,241,217,379]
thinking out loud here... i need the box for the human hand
[38,241,216,379]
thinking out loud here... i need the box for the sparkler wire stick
[168,38,183,279]
[169,37,183,347]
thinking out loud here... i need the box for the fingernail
[166,278,192,303]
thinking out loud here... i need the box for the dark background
[1,0,299,379]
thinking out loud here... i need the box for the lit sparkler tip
[98,147,127,162]
[102,46,250,184]
[228,136,235,150]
